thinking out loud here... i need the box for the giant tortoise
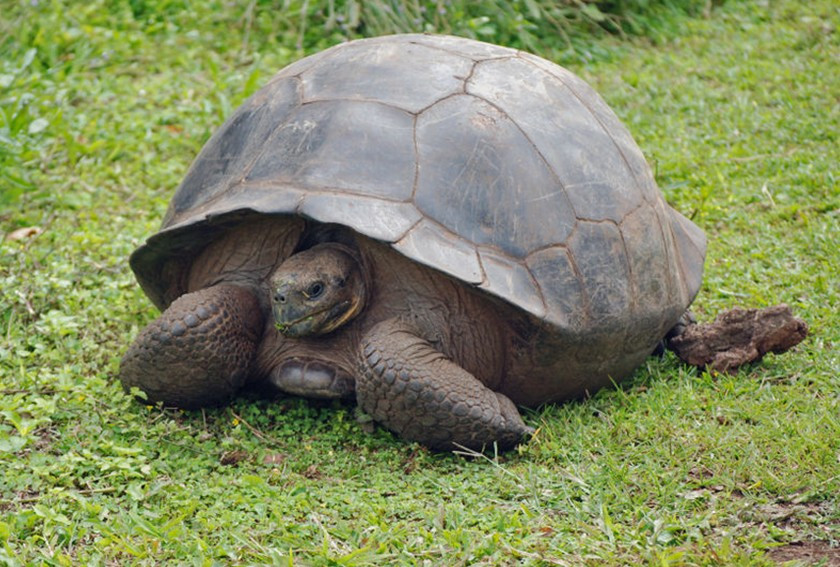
[120,34,710,450]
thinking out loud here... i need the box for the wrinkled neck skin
[269,242,370,339]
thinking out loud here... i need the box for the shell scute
[415,94,576,259]
[245,101,416,200]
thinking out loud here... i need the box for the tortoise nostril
[275,293,286,304]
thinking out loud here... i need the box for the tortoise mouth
[273,305,330,338]
[273,299,360,338]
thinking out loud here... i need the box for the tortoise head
[269,243,368,338]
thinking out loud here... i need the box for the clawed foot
[357,318,532,451]
[120,285,264,408]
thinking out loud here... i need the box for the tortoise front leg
[357,319,534,451]
[120,285,264,408]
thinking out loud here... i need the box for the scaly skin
[356,318,534,451]
[120,285,263,408]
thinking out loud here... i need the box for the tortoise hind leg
[357,318,534,451]
[651,310,697,357]
[665,310,697,345]
[120,285,264,408]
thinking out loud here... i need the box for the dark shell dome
[131,34,705,349]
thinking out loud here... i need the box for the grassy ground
[1,0,838,564]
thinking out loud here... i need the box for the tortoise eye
[306,282,325,299]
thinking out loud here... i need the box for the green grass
[1,0,838,564]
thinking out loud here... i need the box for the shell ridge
[410,114,420,200]
[298,97,422,116]
[403,34,518,61]
[489,250,550,321]
[394,218,483,284]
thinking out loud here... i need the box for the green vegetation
[1,0,837,564]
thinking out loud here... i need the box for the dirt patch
[768,540,840,566]
[302,464,321,479]
[758,500,839,565]
[220,449,250,465]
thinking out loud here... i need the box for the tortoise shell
[131,34,705,376]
